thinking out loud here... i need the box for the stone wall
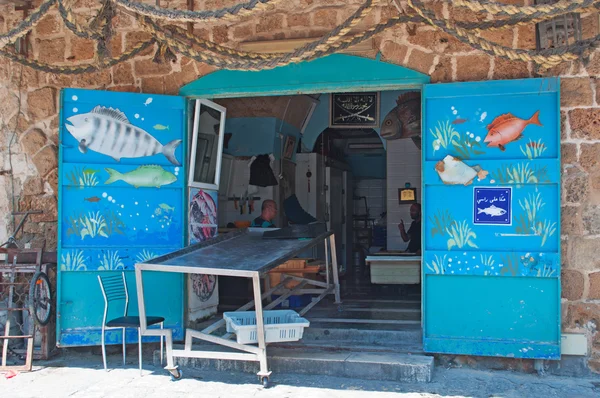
[1,0,600,372]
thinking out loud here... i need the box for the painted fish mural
[84,196,101,203]
[477,205,506,217]
[452,118,468,125]
[65,106,182,165]
[380,92,421,149]
[105,165,177,188]
[153,124,170,131]
[484,111,542,151]
[435,155,489,186]
[190,189,218,242]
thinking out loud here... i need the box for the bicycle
[1,210,53,326]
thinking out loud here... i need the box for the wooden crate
[268,259,308,288]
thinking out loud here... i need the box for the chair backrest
[97,272,129,324]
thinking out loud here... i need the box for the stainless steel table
[135,228,341,385]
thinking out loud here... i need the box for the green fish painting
[104,165,177,188]
[83,168,100,174]
[159,203,175,212]
[153,124,170,131]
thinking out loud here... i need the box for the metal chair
[98,272,164,375]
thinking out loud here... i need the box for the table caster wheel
[169,369,182,381]
[261,376,270,388]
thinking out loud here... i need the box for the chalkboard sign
[330,92,380,128]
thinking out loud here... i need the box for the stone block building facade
[0,0,599,373]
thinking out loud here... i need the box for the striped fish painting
[65,106,182,166]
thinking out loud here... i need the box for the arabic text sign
[330,92,380,128]
[473,187,512,225]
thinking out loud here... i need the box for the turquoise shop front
[57,54,561,361]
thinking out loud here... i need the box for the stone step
[301,325,423,344]
[154,345,433,383]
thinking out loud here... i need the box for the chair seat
[106,316,165,328]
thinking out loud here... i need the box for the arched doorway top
[180,54,430,98]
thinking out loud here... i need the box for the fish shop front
[53,53,568,374]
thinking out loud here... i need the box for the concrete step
[154,345,433,383]
[302,325,422,344]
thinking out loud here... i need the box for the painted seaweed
[60,249,87,271]
[426,254,447,274]
[446,220,478,250]
[515,192,545,234]
[135,249,158,263]
[98,250,125,271]
[105,210,126,236]
[491,163,538,187]
[451,131,485,159]
[500,253,519,276]
[431,121,459,152]
[520,139,547,160]
[480,254,495,275]
[429,209,454,237]
[537,262,556,277]
[79,211,108,239]
[65,167,99,188]
[533,220,557,246]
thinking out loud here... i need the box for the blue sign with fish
[58,88,187,347]
[473,187,511,225]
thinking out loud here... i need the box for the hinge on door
[324,185,329,192]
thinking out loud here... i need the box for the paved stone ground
[2,351,600,398]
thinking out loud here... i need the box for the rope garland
[0,0,56,49]
[0,0,599,74]
[111,0,282,23]
[406,0,583,68]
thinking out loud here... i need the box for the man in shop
[251,200,278,228]
[398,203,421,255]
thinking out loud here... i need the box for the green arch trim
[180,54,430,98]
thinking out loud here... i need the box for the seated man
[251,200,278,228]
[398,203,421,255]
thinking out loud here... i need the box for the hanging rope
[0,0,56,49]
[406,0,584,68]
[453,0,591,17]
[111,0,282,23]
[0,0,600,74]
[0,39,154,74]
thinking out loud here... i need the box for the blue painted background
[422,78,561,359]
[58,88,186,346]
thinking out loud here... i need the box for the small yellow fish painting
[159,203,175,212]
[83,168,100,174]
[153,124,170,131]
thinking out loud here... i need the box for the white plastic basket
[223,310,310,345]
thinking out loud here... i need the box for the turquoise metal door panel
[422,78,561,359]
[58,88,187,346]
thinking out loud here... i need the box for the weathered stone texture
[46,168,58,194]
[580,143,600,173]
[256,14,285,33]
[27,87,57,120]
[134,59,172,77]
[456,55,490,82]
[313,9,337,29]
[561,78,594,107]
[562,269,585,301]
[493,58,529,80]
[381,41,408,65]
[561,143,577,165]
[561,206,583,236]
[20,128,47,156]
[112,62,134,86]
[22,176,44,196]
[571,238,600,271]
[37,38,65,64]
[35,14,61,36]
[570,109,600,140]
[562,166,589,204]
[70,36,96,61]
[31,145,58,178]
[406,49,435,76]
[582,205,600,235]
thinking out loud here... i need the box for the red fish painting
[484,111,542,151]
[84,196,101,202]
[452,118,468,125]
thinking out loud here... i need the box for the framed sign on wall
[330,92,380,128]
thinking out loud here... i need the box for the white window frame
[188,99,227,191]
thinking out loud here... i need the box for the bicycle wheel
[29,271,52,326]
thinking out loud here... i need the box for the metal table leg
[135,266,178,377]
[251,273,271,385]
[329,235,342,304]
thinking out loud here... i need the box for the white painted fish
[435,155,489,186]
[480,111,487,122]
[144,98,153,106]
[65,106,181,166]
[477,205,506,217]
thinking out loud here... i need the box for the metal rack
[0,248,57,371]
